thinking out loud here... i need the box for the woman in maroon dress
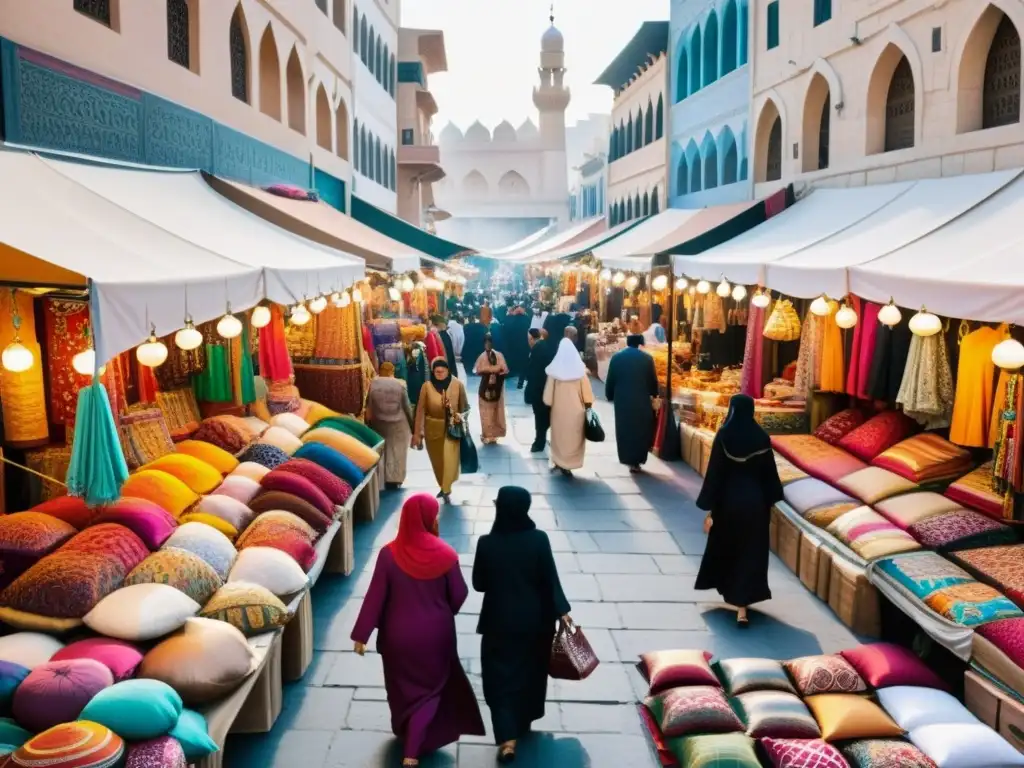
[352,494,484,765]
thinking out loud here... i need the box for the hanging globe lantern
[401,275,415,292]
[696,280,711,294]
[835,303,858,329]
[339,291,352,308]
[250,305,272,329]
[72,348,106,377]
[309,295,328,314]
[731,284,747,302]
[136,332,169,368]
[612,271,625,286]
[992,338,1024,370]
[809,295,831,316]
[290,303,312,326]
[600,268,612,281]
[675,277,688,291]
[878,299,903,327]
[388,286,402,301]
[651,274,668,292]
[909,308,942,337]
[175,319,203,351]
[625,275,639,291]
[751,288,771,309]
[352,286,364,303]
[716,279,731,298]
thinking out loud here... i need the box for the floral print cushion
[124,548,224,606]
[907,509,1015,552]
[761,738,849,768]
[199,582,290,637]
[951,543,1024,609]
[837,411,917,463]
[643,686,744,738]
[841,738,938,768]
[733,691,821,739]
[923,582,1023,627]
[874,551,975,600]
[814,408,866,446]
[715,657,796,696]
[783,654,867,696]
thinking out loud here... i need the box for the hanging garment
[869,315,913,403]
[854,302,881,400]
[257,305,293,383]
[793,310,825,398]
[0,291,48,448]
[43,298,93,427]
[949,325,1005,447]
[740,302,768,399]
[819,301,845,393]
[897,333,955,429]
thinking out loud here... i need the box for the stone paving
[225,370,861,767]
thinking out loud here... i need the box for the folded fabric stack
[637,642,1024,767]
[945,462,1004,521]
[872,433,973,485]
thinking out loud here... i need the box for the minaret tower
[533,6,571,221]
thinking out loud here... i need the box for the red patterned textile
[740,302,768,399]
[814,409,865,446]
[783,655,866,696]
[907,508,1015,551]
[841,739,937,768]
[945,462,1003,520]
[837,411,918,463]
[43,299,92,427]
[761,738,849,768]
[976,617,1024,670]
[951,543,1024,608]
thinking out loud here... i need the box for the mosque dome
[493,120,517,142]
[465,120,491,142]
[541,24,564,53]
[439,122,464,144]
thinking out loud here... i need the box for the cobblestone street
[226,371,860,767]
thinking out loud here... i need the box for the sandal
[402,760,419,767]
[498,743,516,763]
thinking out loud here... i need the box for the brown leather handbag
[549,618,599,681]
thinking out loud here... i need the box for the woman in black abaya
[695,394,783,626]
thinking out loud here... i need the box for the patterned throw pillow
[841,738,937,768]
[59,524,150,572]
[733,691,821,739]
[837,411,917,463]
[944,461,1003,520]
[775,455,810,486]
[665,733,760,768]
[0,512,77,566]
[12,721,124,768]
[951,544,1024,608]
[237,443,291,471]
[125,549,224,606]
[715,658,796,696]
[637,650,719,695]
[907,509,1015,552]
[976,616,1024,671]
[199,582,291,637]
[814,409,866,445]
[805,694,904,741]
[805,502,861,528]
[784,654,867,696]
[239,512,317,543]
[874,552,974,600]
[643,686,743,738]
[161,523,237,581]
[0,552,125,620]
[761,738,849,768]
[923,582,1023,626]
[124,736,187,768]
[872,433,971,484]
[274,459,353,506]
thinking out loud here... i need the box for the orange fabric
[819,301,845,393]
[950,325,1004,447]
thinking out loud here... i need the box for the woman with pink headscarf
[352,494,484,765]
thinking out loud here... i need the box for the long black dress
[695,394,783,608]
[462,321,486,378]
[502,313,532,378]
[605,344,658,466]
[473,487,570,745]
[439,329,459,378]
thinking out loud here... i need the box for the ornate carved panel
[884,56,915,152]
[167,0,190,70]
[983,15,1021,129]
[73,0,110,25]
[229,12,248,103]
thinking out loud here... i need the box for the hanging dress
[949,325,1004,447]
[819,301,845,393]
[897,333,954,429]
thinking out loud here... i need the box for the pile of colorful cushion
[638,642,1024,767]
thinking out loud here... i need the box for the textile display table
[591,335,626,382]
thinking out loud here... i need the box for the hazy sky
[400,0,669,131]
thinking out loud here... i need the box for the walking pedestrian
[474,333,509,445]
[605,334,659,473]
[473,486,571,764]
[447,314,465,361]
[366,362,414,488]
[524,329,554,452]
[695,393,783,626]
[352,494,485,766]
[543,329,594,477]
[413,358,468,504]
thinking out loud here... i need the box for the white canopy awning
[764,170,1020,298]
[42,156,364,306]
[0,151,265,365]
[496,217,606,262]
[850,172,1024,324]
[674,183,912,283]
[524,218,642,264]
[484,222,558,257]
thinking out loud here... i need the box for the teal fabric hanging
[239,322,256,405]
[66,379,128,506]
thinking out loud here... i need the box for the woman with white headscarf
[542,332,594,476]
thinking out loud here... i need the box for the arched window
[642,192,650,216]
[353,6,359,52]
[689,158,702,193]
[258,26,281,120]
[633,112,642,148]
[367,27,375,73]
[884,55,915,151]
[766,116,782,180]
[390,150,396,190]
[375,136,383,182]
[609,130,616,161]
[229,6,249,103]
[677,156,689,195]
[376,37,384,84]
[756,100,783,181]
[336,100,349,160]
[167,0,192,70]
[722,137,738,184]
[332,0,346,35]
[722,0,738,75]
[626,198,633,220]
[801,73,830,171]
[689,28,702,95]
[644,101,654,144]
[703,11,719,86]
[353,119,360,170]
[656,95,664,139]
[626,115,634,154]
[383,145,390,190]
[740,1,749,65]
[360,126,368,175]
[390,55,397,96]
[610,204,618,227]
[739,157,748,180]
[315,85,332,151]
[703,141,719,189]
[651,187,660,214]
[677,44,688,102]
[360,17,368,65]
[383,44,390,88]
[285,47,305,134]
[619,201,626,223]
[983,15,1022,129]
[634,194,641,218]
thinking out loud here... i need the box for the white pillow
[228,547,309,596]
[85,583,200,641]
[270,413,310,439]
[877,686,979,731]
[162,522,238,580]
[783,478,856,514]
[257,426,303,456]
[910,723,1024,767]
[0,632,64,669]
[196,494,255,531]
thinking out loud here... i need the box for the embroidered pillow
[51,637,144,682]
[161,523,237,581]
[733,691,820,739]
[237,443,291,470]
[192,417,249,455]
[840,643,946,691]
[248,490,331,533]
[761,738,849,768]
[93,498,178,550]
[836,467,919,506]
[258,471,335,520]
[837,411,917,463]
[124,736,187,768]
[873,552,974,600]
[59,523,150,572]
[874,492,963,530]
[275,459,353,506]
[173,440,239,476]
[840,738,938,768]
[293,442,366,488]
[923,582,1022,627]
[814,409,866,445]
[804,694,903,741]
[665,733,760,768]
[210,475,262,505]
[239,511,317,543]
[141,454,223,495]
[770,434,868,485]
[199,582,290,637]
[907,509,1015,552]
[234,526,316,572]
[944,462,1002,520]
[636,649,718,695]
[12,721,124,768]
[125,548,223,605]
[0,551,124,622]
[29,497,96,530]
[13,658,114,733]
[775,455,810,486]
[976,617,1024,671]
[121,470,200,519]
[784,654,866,696]
[643,685,743,738]
[301,428,379,472]
[0,512,77,575]
[231,461,271,483]
[715,657,796,696]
